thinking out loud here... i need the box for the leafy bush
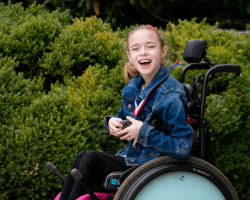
[0,57,104,199]
[206,73,250,198]
[166,18,250,95]
[0,56,43,127]
[0,2,70,35]
[0,1,71,88]
[65,60,127,151]
[40,16,125,79]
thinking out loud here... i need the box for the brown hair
[123,25,167,83]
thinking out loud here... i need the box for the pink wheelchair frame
[53,192,115,200]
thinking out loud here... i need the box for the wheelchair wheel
[114,156,238,200]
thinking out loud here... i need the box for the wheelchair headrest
[183,39,207,63]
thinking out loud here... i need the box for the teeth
[139,60,151,64]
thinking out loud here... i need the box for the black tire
[114,156,238,200]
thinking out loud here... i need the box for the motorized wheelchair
[46,39,241,200]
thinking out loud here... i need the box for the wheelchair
[46,39,241,200]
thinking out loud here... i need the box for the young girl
[59,25,193,200]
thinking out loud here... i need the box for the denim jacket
[104,65,193,166]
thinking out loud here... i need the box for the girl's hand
[116,116,143,147]
[108,117,123,136]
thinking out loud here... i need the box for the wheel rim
[115,157,238,200]
[135,171,225,200]
[121,164,233,200]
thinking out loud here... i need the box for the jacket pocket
[137,107,152,121]
[122,96,135,117]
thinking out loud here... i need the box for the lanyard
[133,62,181,117]
[169,61,182,70]
[134,90,153,117]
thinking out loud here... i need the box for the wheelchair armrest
[182,83,196,113]
[119,164,142,185]
[100,164,142,191]
[100,171,124,190]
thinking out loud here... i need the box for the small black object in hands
[120,120,131,129]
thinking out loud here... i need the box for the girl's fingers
[116,121,123,128]
[120,135,131,141]
[109,117,123,129]
[119,133,128,140]
[110,127,116,135]
[117,125,132,135]
[132,138,137,147]
[116,118,122,127]
[119,131,133,141]
[110,125,123,136]
[114,120,123,130]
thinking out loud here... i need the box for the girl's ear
[161,46,168,59]
[126,51,131,61]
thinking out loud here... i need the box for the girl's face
[127,29,167,85]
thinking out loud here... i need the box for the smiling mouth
[139,59,151,65]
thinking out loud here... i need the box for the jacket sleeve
[137,91,194,159]
[103,107,126,129]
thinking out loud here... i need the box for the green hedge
[0,2,70,83]
[65,61,127,151]
[0,2,250,200]
[40,17,125,79]
[0,57,104,199]
[206,72,250,199]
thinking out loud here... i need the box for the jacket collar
[128,65,170,100]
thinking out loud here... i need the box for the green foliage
[206,73,250,198]
[0,56,44,127]
[116,25,138,40]
[65,61,127,151]
[166,19,250,95]
[0,2,70,35]
[0,58,104,199]
[0,1,71,88]
[40,16,125,79]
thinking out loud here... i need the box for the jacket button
[131,159,135,163]
[139,138,143,143]
[127,104,132,109]
[141,115,145,119]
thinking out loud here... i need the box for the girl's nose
[140,48,148,56]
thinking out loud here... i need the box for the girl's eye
[148,45,154,48]
[132,47,138,51]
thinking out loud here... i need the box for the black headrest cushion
[183,39,207,63]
